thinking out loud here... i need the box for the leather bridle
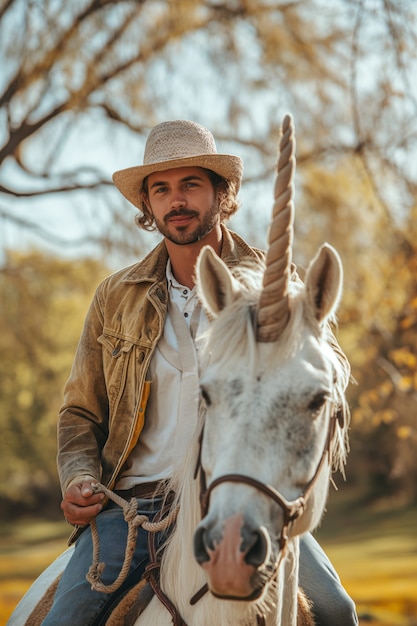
[146,402,342,626]
[195,402,340,555]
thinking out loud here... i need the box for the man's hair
[135,168,240,231]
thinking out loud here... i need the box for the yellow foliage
[359,388,380,407]
[390,348,417,369]
[400,315,416,330]
[397,426,412,440]
[398,377,412,392]
[352,407,369,424]
[0,250,109,500]
[380,409,397,425]
[16,390,33,409]
[379,379,394,398]
[371,409,398,427]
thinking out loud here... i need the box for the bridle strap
[201,474,305,521]
[189,403,338,616]
[144,501,188,626]
[201,473,306,551]
[197,404,338,551]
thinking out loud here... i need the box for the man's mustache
[164,208,199,223]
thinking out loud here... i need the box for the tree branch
[0,207,92,246]
[0,0,14,21]
[0,178,113,198]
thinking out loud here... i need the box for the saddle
[24,576,315,626]
[23,573,155,626]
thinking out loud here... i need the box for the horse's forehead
[293,332,332,376]
[204,330,331,390]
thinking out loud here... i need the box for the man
[43,120,358,625]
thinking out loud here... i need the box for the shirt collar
[166,259,196,296]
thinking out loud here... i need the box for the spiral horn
[257,114,295,342]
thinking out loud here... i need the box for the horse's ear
[304,244,343,323]
[196,246,240,318]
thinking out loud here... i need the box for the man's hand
[61,481,104,526]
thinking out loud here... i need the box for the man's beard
[154,203,219,245]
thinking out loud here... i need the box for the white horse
[132,242,349,626]
[8,115,350,626]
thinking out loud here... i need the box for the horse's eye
[308,393,327,415]
[201,387,212,406]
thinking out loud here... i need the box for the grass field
[316,496,417,626]
[1,495,416,625]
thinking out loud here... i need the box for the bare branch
[0,178,112,198]
[383,0,417,116]
[0,103,66,164]
[0,207,91,246]
[0,0,14,21]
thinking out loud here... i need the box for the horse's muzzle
[194,513,272,599]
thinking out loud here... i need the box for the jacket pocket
[98,333,135,358]
[98,333,136,410]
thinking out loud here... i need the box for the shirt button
[183,289,188,295]
[184,312,189,318]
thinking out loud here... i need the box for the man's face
[146,167,219,245]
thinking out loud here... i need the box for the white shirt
[115,261,208,489]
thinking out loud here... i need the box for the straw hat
[112,120,243,210]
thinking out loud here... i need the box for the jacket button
[137,351,145,363]
[112,348,120,357]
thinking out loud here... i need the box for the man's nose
[171,189,186,208]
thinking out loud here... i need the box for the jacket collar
[122,240,168,284]
[121,224,262,285]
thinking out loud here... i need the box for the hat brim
[112,154,243,210]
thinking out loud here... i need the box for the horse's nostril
[193,526,210,564]
[244,528,270,568]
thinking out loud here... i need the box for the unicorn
[8,115,350,626]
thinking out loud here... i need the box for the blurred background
[0,1,416,624]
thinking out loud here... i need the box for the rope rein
[86,482,179,594]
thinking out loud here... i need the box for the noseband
[195,402,340,553]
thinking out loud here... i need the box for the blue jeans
[299,533,358,626]
[42,498,166,626]
[43,500,357,626]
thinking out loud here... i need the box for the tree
[1,0,414,255]
[1,0,417,507]
[0,249,108,514]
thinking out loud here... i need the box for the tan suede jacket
[57,226,264,502]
